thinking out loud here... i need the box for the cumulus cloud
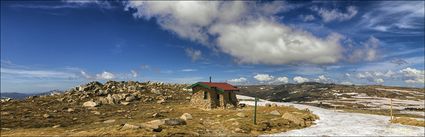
[400,67,424,84]
[185,48,202,61]
[125,1,344,65]
[374,78,384,83]
[348,36,380,62]
[272,76,289,84]
[293,76,309,83]
[254,74,274,82]
[314,75,331,83]
[210,19,343,64]
[96,71,115,80]
[227,77,248,84]
[311,5,358,22]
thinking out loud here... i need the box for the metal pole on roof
[254,97,258,125]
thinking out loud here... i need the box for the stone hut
[188,82,239,109]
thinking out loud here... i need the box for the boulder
[140,119,164,132]
[282,112,305,126]
[125,95,136,102]
[82,101,98,107]
[165,118,187,126]
[269,110,281,116]
[180,113,192,121]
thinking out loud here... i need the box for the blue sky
[1,0,424,93]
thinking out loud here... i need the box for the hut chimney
[209,76,212,83]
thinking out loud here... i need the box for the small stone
[165,118,186,126]
[43,114,51,118]
[152,113,163,118]
[121,101,130,105]
[271,103,278,107]
[236,112,247,117]
[185,97,191,100]
[91,111,101,115]
[157,99,166,104]
[180,113,192,121]
[125,95,136,102]
[269,110,281,116]
[67,108,75,112]
[265,103,271,107]
[121,123,140,130]
[52,125,61,128]
[83,101,98,107]
[103,119,116,124]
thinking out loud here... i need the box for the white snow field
[237,95,425,136]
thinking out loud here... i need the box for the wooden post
[390,98,393,121]
[254,97,258,125]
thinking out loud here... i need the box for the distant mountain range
[1,90,63,99]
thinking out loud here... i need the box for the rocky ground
[238,82,425,120]
[0,81,318,136]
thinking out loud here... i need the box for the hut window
[203,91,208,99]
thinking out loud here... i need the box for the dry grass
[1,93,318,136]
[391,117,425,127]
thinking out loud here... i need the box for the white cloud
[80,70,91,79]
[254,74,274,82]
[210,19,343,64]
[341,81,353,85]
[1,67,77,79]
[227,77,247,84]
[181,69,197,72]
[131,70,138,78]
[293,76,309,83]
[374,78,384,83]
[348,36,380,62]
[126,1,344,65]
[95,71,115,80]
[400,67,424,84]
[185,48,202,61]
[314,75,331,83]
[359,1,424,34]
[300,14,315,21]
[273,76,289,84]
[311,6,358,22]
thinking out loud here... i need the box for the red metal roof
[199,82,239,91]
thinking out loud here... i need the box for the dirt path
[237,95,425,136]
